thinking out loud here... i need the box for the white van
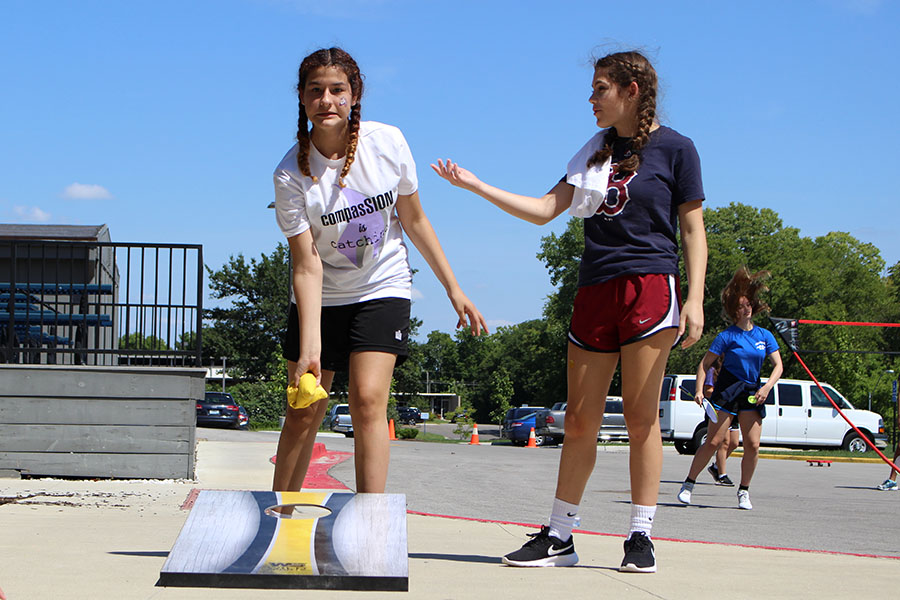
[659,375,887,454]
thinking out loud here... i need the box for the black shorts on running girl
[282,298,410,371]
[568,273,681,352]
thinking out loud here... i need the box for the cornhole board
[159,490,407,591]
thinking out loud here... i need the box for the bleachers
[1,282,113,350]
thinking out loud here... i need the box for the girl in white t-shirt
[272,47,486,494]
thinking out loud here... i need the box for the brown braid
[294,47,365,185]
[296,97,315,182]
[339,103,361,187]
[586,51,658,177]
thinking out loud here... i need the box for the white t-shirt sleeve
[274,164,311,239]
[395,130,418,196]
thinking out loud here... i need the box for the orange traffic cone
[526,427,538,448]
[469,423,480,445]
[388,418,398,440]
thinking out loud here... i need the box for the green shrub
[396,427,419,439]
[226,380,285,429]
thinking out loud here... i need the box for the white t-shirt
[274,121,417,306]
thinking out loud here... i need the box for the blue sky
[2,0,898,340]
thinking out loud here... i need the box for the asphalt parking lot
[202,427,900,558]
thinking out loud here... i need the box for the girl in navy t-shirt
[433,50,708,573]
[677,266,784,510]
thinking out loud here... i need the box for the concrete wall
[0,364,204,479]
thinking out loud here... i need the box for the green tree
[487,367,514,425]
[534,203,899,415]
[118,333,169,350]
[204,243,291,380]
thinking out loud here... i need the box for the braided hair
[586,51,658,177]
[295,47,364,187]
[721,266,772,323]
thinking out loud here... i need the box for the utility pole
[221,357,227,392]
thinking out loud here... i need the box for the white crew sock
[629,503,656,537]
[548,497,580,541]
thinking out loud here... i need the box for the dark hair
[586,51,658,177]
[721,266,771,323]
[295,47,364,187]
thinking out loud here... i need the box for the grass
[743,446,895,461]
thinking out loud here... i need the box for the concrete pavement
[0,432,897,599]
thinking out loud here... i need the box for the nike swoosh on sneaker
[639,318,651,324]
[547,543,574,556]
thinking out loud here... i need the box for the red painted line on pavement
[406,510,900,561]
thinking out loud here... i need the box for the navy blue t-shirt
[576,126,704,287]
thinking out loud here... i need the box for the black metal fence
[1,240,202,366]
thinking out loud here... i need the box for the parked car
[598,397,628,441]
[238,406,249,430]
[659,374,887,454]
[396,406,422,425]
[329,403,353,437]
[534,397,628,445]
[502,407,547,446]
[449,408,471,423]
[197,392,242,429]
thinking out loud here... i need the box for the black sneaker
[619,531,656,573]
[502,526,578,567]
[717,474,735,486]
[707,463,719,481]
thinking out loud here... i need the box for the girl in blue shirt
[678,267,783,510]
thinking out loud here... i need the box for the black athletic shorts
[282,297,410,371]
[709,367,766,420]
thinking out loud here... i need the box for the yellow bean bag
[286,372,328,409]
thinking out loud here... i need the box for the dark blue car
[502,407,545,446]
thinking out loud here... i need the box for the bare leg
[620,329,677,506]
[888,445,900,481]
[272,361,334,491]
[716,429,740,475]
[738,410,762,487]
[686,413,735,481]
[553,343,618,504]
[347,351,397,493]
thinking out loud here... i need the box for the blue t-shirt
[578,126,704,287]
[709,325,780,385]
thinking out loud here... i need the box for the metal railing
[1,240,203,366]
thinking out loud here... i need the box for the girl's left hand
[679,298,704,349]
[449,289,488,336]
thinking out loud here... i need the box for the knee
[349,394,388,425]
[742,437,760,453]
[623,405,657,439]
[563,410,599,439]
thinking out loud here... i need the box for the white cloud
[63,182,112,200]
[487,319,515,330]
[410,287,425,301]
[12,205,51,222]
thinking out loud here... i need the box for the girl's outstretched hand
[449,288,488,336]
[430,159,481,192]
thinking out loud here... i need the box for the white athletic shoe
[737,489,752,510]
[677,483,692,504]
